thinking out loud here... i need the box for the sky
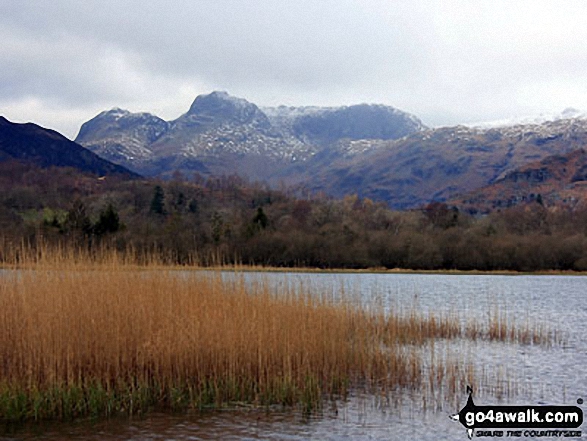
[2,0,587,139]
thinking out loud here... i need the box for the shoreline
[177,265,587,277]
[2,262,586,276]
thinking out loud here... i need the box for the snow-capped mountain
[75,92,587,209]
[466,107,586,130]
[75,108,168,168]
[304,116,587,209]
[151,92,311,162]
[75,91,427,178]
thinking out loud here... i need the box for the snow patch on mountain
[466,108,586,129]
[76,92,440,176]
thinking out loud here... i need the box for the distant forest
[2,160,587,272]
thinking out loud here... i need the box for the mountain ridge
[75,91,427,180]
[0,116,139,178]
[276,118,587,209]
[74,92,587,209]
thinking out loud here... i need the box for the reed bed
[0,249,552,423]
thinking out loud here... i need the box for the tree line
[2,160,587,271]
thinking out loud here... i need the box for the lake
[3,272,585,440]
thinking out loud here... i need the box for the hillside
[75,91,426,180]
[75,92,587,209]
[3,162,587,272]
[452,148,587,214]
[299,118,587,209]
[0,116,139,178]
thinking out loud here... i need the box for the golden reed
[0,244,549,422]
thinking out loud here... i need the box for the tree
[150,185,166,215]
[64,200,92,237]
[536,193,544,206]
[94,203,120,236]
[176,192,186,209]
[211,211,224,244]
[424,202,459,229]
[252,207,268,229]
[188,199,198,214]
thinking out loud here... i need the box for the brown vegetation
[3,161,587,271]
[0,248,550,423]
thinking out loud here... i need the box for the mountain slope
[301,118,587,209]
[264,103,424,145]
[451,148,587,213]
[0,116,139,178]
[146,92,300,177]
[74,92,587,209]
[75,91,427,179]
[75,108,169,175]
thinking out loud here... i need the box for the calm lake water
[3,272,586,440]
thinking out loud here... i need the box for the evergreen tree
[211,211,224,243]
[252,207,268,229]
[188,199,198,214]
[536,193,544,206]
[177,192,186,208]
[150,185,166,215]
[94,203,120,236]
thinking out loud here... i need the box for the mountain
[467,107,585,129]
[74,108,169,175]
[302,118,587,208]
[264,103,424,145]
[145,91,298,177]
[75,92,587,209]
[0,116,139,178]
[303,117,587,209]
[75,91,427,179]
[451,148,587,213]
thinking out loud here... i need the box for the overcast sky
[2,0,587,139]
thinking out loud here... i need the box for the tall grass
[0,247,551,423]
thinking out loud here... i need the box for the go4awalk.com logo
[450,387,583,439]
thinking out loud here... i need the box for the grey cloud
[2,0,587,137]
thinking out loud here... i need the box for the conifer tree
[150,185,166,215]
